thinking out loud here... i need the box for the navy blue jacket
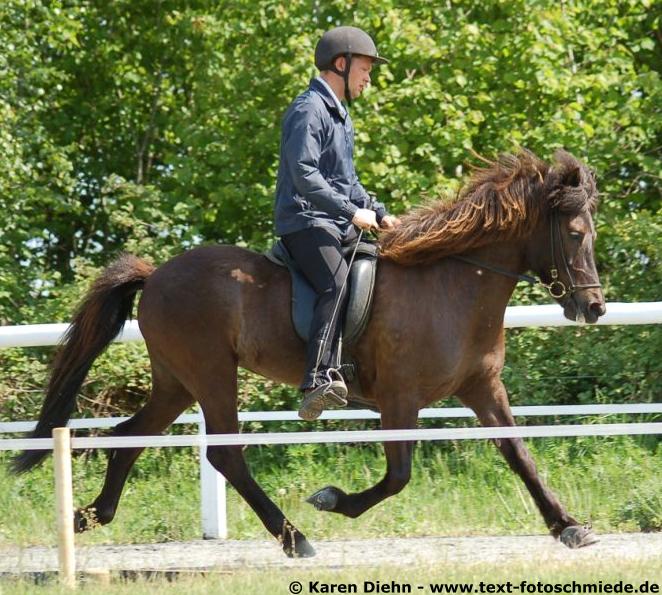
[274,78,386,239]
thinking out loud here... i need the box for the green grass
[0,435,660,546]
[0,559,661,595]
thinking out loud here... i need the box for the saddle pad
[264,240,378,346]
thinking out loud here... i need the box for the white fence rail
[1,302,661,348]
[3,422,662,452]
[1,301,661,540]
[3,403,662,435]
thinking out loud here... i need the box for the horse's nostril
[589,302,606,317]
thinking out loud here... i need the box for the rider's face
[334,55,374,100]
[349,55,373,99]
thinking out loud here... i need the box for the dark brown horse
[14,149,606,557]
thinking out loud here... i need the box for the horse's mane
[379,149,597,265]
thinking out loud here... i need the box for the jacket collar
[310,78,347,121]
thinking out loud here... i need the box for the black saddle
[264,238,378,346]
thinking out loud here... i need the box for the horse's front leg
[458,376,598,548]
[307,403,418,518]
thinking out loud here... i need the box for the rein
[451,210,602,299]
[451,255,538,286]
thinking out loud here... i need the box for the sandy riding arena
[2,533,661,576]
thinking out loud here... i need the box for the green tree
[0,0,660,416]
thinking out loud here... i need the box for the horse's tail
[12,253,155,474]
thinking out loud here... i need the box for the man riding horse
[13,27,607,559]
[274,26,401,421]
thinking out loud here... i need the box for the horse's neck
[448,240,524,325]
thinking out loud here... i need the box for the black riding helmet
[314,26,388,106]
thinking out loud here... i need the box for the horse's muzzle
[562,293,606,324]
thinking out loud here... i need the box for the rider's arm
[351,178,387,224]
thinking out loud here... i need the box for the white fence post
[197,406,227,539]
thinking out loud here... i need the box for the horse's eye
[569,231,584,241]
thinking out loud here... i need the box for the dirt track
[1,533,661,575]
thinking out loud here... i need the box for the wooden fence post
[53,427,76,588]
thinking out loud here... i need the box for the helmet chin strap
[329,52,353,107]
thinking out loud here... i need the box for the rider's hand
[379,215,401,230]
[352,208,379,231]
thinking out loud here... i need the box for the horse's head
[530,150,606,324]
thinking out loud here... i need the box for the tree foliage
[0,0,660,417]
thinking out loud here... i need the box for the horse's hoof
[560,525,599,549]
[306,486,342,511]
[280,523,316,558]
[288,537,316,558]
[74,507,101,533]
[73,508,90,533]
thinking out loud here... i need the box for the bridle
[452,209,602,300]
[542,210,602,299]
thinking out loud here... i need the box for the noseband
[452,209,601,300]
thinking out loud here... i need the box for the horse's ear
[563,166,582,187]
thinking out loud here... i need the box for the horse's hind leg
[74,358,194,532]
[458,377,598,548]
[193,353,316,558]
[307,399,418,518]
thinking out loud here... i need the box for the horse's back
[136,244,303,384]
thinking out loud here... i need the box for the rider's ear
[334,55,346,71]
[564,166,581,187]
